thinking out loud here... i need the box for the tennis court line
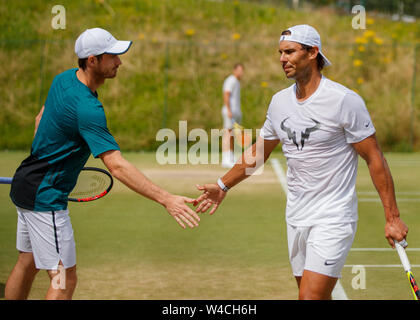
[269,158,288,195]
[351,248,420,252]
[344,265,420,268]
[359,198,420,202]
[269,158,349,300]
[358,191,420,196]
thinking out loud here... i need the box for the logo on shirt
[280,117,321,151]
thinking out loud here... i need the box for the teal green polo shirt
[10,68,120,211]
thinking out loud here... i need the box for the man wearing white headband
[6,28,200,300]
[194,24,408,299]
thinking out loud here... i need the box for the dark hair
[233,62,244,70]
[78,54,103,71]
[280,30,325,71]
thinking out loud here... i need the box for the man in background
[221,63,244,168]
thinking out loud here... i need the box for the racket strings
[69,173,109,197]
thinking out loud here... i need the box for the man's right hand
[227,108,233,119]
[194,184,227,215]
[163,194,201,229]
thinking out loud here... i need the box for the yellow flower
[366,18,375,25]
[358,45,365,52]
[220,53,228,60]
[151,37,158,43]
[363,30,375,38]
[232,33,241,41]
[381,56,391,64]
[353,59,363,67]
[261,81,268,88]
[348,49,354,57]
[138,33,145,40]
[357,77,364,84]
[373,37,383,45]
[185,29,196,37]
[355,36,368,44]
[234,0,239,5]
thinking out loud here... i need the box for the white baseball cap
[75,28,132,59]
[279,24,331,67]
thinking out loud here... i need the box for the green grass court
[1,150,420,300]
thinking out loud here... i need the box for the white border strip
[270,158,349,300]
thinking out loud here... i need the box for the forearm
[367,155,399,221]
[223,92,231,112]
[110,158,171,206]
[221,142,265,188]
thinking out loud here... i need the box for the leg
[5,251,39,300]
[222,128,235,167]
[295,276,302,289]
[298,269,338,300]
[45,262,77,300]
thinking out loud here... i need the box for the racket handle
[394,239,411,272]
[0,177,13,184]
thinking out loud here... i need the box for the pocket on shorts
[308,223,357,261]
[55,211,74,242]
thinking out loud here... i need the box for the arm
[223,91,233,118]
[352,134,408,247]
[195,137,280,214]
[34,105,45,137]
[99,150,200,229]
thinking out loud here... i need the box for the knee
[299,289,331,300]
[49,265,77,290]
[17,252,39,276]
[64,266,78,289]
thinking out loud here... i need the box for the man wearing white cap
[194,24,408,299]
[6,28,200,300]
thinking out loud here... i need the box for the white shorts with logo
[16,206,76,270]
[287,222,357,278]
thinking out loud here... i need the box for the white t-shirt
[222,75,241,116]
[260,76,376,226]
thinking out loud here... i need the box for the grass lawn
[0,150,419,299]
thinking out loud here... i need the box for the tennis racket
[394,239,420,300]
[232,122,253,148]
[0,167,113,203]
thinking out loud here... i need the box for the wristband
[217,178,229,192]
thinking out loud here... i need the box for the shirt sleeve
[77,102,120,158]
[259,98,280,140]
[223,76,236,93]
[340,92,376,143]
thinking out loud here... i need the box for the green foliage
[0,0,419,151]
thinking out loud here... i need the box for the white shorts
[222,106,242,129]
[287,222,357,278]
[16,206,76,270]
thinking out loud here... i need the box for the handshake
[164,181,227,229]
